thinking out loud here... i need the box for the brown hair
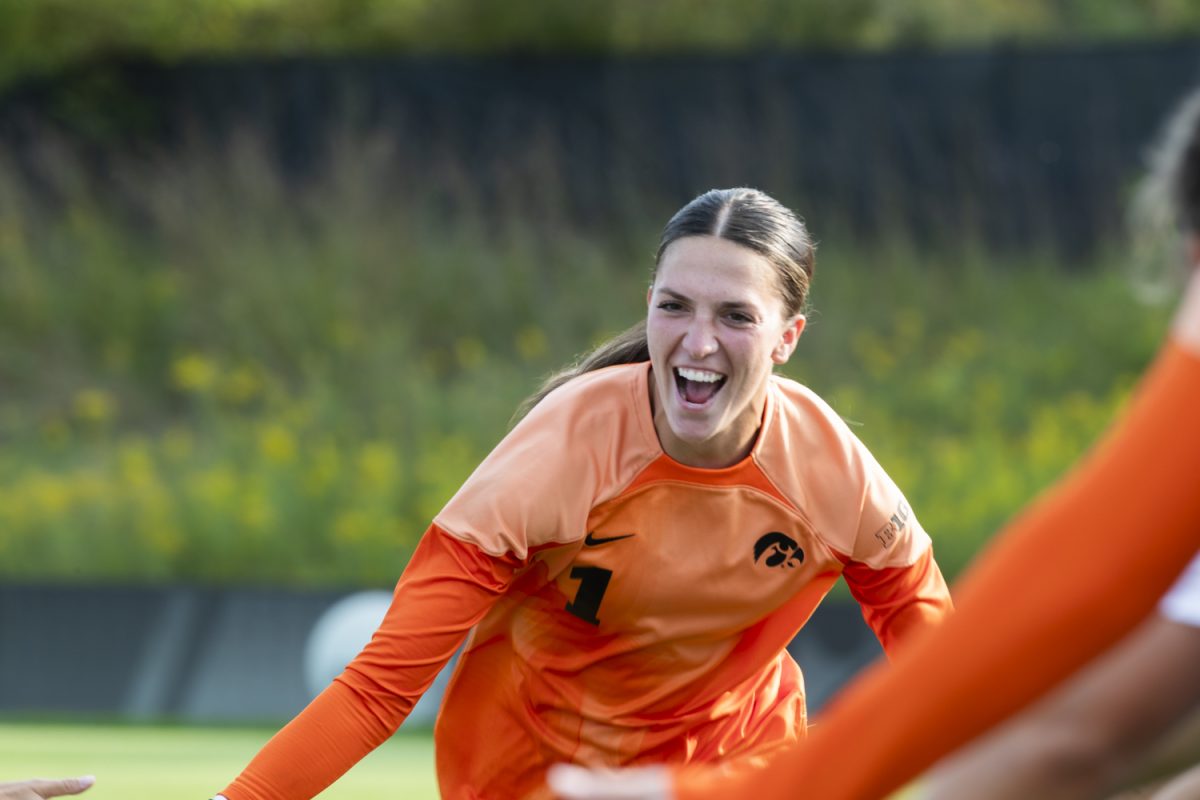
[515,188,816,420]
[1130,89,1200,299]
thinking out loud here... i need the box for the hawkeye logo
[753,532,805,569]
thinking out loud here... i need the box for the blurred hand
[0,777,95,800]
[547,764,671,800]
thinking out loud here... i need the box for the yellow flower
[188,467,237,507]
[945,329,984,361]
[455,337,486,370]
[258,424,297,464]
[118,440,156,490]
[72,470,109,505]
[283,399,315,430]
[970,376,1004,420]
[239,490,275,531]
[333,509,373,543]
[139,512,184,557]
[0,489,30,527]
[851,332,896,380]
[416,434,476,521]
[892,308,925,349]
[27,473,71,518]
[73,388,116,424]
[172,353,218,393]
[357,441,398,489]
[219,365,264,405]
[515,326,548,361]
[304,442,341,496]
[161,427,194,462]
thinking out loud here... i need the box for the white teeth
[677,367,724,383]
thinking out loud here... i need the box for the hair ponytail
[513,320,648,423]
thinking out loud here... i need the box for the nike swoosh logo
[584,531,636,547]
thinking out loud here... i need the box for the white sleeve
[1158,551,1200,628]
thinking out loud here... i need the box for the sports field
[1,722,438,798]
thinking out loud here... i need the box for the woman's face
[646,235,805,468]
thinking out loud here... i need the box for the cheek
[645,317,679,352]
[644,320,665,355]
[730,334,774,366]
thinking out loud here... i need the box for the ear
[771,315,806,365]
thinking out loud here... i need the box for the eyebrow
[654,287,761,315]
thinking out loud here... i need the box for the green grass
[0,722,438,799]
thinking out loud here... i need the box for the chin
[667,414,720,447]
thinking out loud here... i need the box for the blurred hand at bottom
[0,777,95,800]
[547,764,671,800]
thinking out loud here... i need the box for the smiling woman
[214,188,953,800]
[646,234,806,467]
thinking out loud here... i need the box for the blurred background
[2,1,1199,796]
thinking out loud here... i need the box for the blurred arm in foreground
[923,554,1200,799]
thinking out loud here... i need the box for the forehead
[655,235,780,303]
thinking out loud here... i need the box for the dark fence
[2,41,1200,256]
[0,584,879,722]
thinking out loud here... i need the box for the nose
[682,317,719,359]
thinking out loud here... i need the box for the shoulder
[765,374,865,461]
[758,374,874,505]
[759,373,913,561]
[536,362,648,413]
[434,363,660,555]
[769,373,843,417]
[520,362,653,442]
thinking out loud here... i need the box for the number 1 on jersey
[565,566,612,626]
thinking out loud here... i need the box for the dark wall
[0,584,879,722]
[3,41,1200,257]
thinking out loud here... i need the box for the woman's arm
[220,526,523,800]
[841,546,952,656]
[924,613,1200,800]
[925,550,1200,799]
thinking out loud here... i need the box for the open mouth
[674,366,727,406]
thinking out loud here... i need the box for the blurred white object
[547,764,672,800]
[303,590,459,726]
[303,590,393,698]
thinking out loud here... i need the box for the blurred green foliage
[0,132,1173,586]
[2,0,1200,90]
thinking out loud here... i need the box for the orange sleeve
[222,525,521,800]
[674,339,1200,800]
[842,545,952,656]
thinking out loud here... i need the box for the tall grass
[0,132,1173,586]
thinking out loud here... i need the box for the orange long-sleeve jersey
[222,362,951,800]
[672,336,1200,800]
